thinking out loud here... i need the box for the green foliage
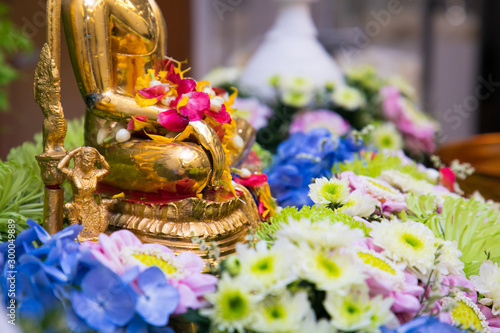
[0,118,85,239]
[251,142,273,170]
[257,205,370,242]
[0,3,33,112]
[405,193,500,276]
[336,153,430,182]
[0,161,43,240]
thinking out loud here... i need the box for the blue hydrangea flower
[135,267,179,327]
[71,265,136,333]
[266,128,364,207]
[381,316,467,333]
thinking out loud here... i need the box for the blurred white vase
[240,0,344,99]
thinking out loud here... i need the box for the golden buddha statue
[59,0,260,255]
[62,0,255,194]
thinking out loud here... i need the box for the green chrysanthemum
[256,205,370,242]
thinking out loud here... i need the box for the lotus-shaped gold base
[95,184,260,257]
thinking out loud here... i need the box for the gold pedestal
[98,184,260,257]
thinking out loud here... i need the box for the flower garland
[130,59,243,195]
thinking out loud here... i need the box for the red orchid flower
[154,59,181,84]
[177,78,197,95]
[233,173,268,188]
[439,167,456,192]
[205,104,231,124]
[137,84,169,101]
[158,92,211,131]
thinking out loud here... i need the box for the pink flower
[479,305,500,333]
[233,173,268,188]
[391,272,425,323]
[380,86,403,120]
[439,167,456,193]
[232,97,273,130]
[81,230,217,314]
[289,109,350,136]
[380,86,437,155]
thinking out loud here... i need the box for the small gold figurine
[57,147,112,239]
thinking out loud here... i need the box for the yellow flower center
[132,254,177,275]
[250,255,275,275]
[401,233,423,250]
[317,254,341,278]
[451,300,484,331]
[358,252,396,275]
[265,304,287,321]
[367,179,394,193]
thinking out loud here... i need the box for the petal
[71,290,117,333]
[177,78,197,95]
[206,105,232,124]
[178,92,210,121]
[158,109,189,132]
[138,85,168,100]
[175,252,204,274]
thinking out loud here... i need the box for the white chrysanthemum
[282,91,314,108]
[358,176,406,203]
[299,317,335,333]
[202,274,258,333]
[339,190,379,217]
[370,219,438,277]
[435,239,465,276]
[355,250,405,290]
[279,76,315,94]
[371,123,404,151]
[308,177,350,206]
[442,291,490,333]
[331,86,366,111]
[379,170,435,195]
[251,291,312,332]
[276,218,364,250]
[298,247,366,293]
[236,240,297,292]
[470,260,500,315]
[203,66,240,86]
[324,287,395,333]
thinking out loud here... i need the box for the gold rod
[46,0,61,72]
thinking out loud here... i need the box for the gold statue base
[95,184,260,257]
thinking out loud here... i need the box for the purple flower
[232,97,273,130]
[289,109,351,136]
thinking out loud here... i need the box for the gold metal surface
[34,42,67,234]
[42,187,64,235]
[57,147,113,239]
[103,184,260,257]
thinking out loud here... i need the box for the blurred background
[0,0,498,159]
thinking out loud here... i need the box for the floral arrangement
[187,150,500,333]
[124,59,245,195]
[0,220,217,333]
[266,127,365,207]
[203,66,438,158]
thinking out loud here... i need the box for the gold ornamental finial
[35,44,67,155]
